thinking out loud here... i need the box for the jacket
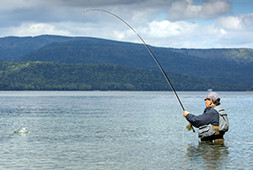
[186,107,219,128]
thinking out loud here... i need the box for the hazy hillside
[0,35,84,61]
[170,48,253,65]
[0,35,252,91]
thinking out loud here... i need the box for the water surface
[0,91,252,169]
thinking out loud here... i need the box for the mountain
[0,35,76,61]
[0,35,253,91]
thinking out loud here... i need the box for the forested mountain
[0,35,252,91]
[1,62,249,91]
[0,35,74,61]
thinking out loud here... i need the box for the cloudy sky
[0,0,252,48]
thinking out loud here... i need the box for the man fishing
[183,92,229,143]
[84,11,229,143]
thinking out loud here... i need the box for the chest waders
[199,105,229,143]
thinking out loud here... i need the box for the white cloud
[210,13,253,47]
[138,20,209,48]
[216,16,242,30]
[131,13,253,48]
[213,13,253,36]
[7,23,71,37]
[145,20,199,38]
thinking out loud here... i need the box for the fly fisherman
[183,92,229,143]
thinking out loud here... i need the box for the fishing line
[83,9,184,109]
[83,9,194,132]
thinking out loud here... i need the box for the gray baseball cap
[204,92,220,102]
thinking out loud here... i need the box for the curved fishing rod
[83,9,194,132]
[84,9,185,111]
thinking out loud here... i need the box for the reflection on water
[185,142,229,169]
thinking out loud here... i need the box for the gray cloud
[167,0,231,20]
[4,0,232,27]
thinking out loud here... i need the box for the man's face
[205,98,213,108]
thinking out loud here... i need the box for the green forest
[0,61,251,91]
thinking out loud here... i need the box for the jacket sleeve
[186,109,219,128]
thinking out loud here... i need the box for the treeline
[0,61,251,91]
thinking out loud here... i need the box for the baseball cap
[204,92,220,102]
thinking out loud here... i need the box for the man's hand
[183,111,195,132]
[183,111,190,117]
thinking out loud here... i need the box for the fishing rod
[83,9,194,132]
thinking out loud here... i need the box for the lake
[0,91,252,169]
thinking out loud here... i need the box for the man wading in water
[183,92,229,143]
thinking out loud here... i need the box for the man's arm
[184,109,218,128]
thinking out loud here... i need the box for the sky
[0,0,252,48]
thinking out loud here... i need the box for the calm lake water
[0,91,252,169]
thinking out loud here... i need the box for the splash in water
[14,127,29,134]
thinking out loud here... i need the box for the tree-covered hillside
[0,35,252,91]
[16,36,253,87]
[1,61,249,91]
[170,48,253,64]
